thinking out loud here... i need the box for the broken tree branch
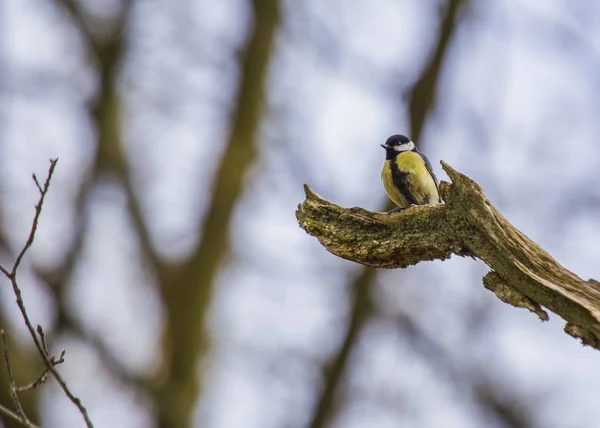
[296,161,600,349]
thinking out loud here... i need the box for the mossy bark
[296,161,600,349]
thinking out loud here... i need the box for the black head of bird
[380,134,416,159]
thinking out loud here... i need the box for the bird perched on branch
[380,134,441,212]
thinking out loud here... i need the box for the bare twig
[13,326,65,394]
[37,325,50,356]
[0,403,38,428]
[0,160,94,427]
[10,160,57,277]
[32,175,43,195]
[36,324,67,366]
[15,371,49,394]
[1,330,37,428]
[0,264,10,278]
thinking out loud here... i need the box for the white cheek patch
[394,141,415,152]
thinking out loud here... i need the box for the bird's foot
[386,207,405,214]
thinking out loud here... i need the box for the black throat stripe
[389,156,419,206]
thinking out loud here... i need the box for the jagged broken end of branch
[303,183,325,202]
[483,271,549,321]
[565,323,600,348]
[296,161,600,350]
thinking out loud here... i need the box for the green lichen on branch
[297,185,469,268]
[296,162,600,350]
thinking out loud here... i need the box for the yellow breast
[381,151,440,207]
[381,160,410,208]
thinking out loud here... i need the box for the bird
[380,134,441,212]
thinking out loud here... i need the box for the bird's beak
[380,144,390,149]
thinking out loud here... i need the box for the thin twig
[0,402,38,428]
[16,370,49,393]
[1,330,37,428]
[32,174,43,195]
[11,160,57,277]
[11,326,67,394]
[0,265,10,278]
[15,327,65,394]
[0,160,94,427]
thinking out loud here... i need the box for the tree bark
[296,161,600,349]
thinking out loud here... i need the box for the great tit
[380,134,441,212]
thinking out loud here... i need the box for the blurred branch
[390,312,535,428]
[308,269,373,428]
[152,1,280,427]
[297,162,600,349]
[306,1,467,426]
[44,0,135,289]
[409,0,465,142]
[44,0,153,397]
[56,0,131,55]
[0,48,28,419]
[0,161,93,427]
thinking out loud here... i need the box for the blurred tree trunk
[153,1,280,427]
[48,1,280,427]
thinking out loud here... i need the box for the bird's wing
[422,154,440,188]
[422,154,441,203]
[419,153,442,206]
